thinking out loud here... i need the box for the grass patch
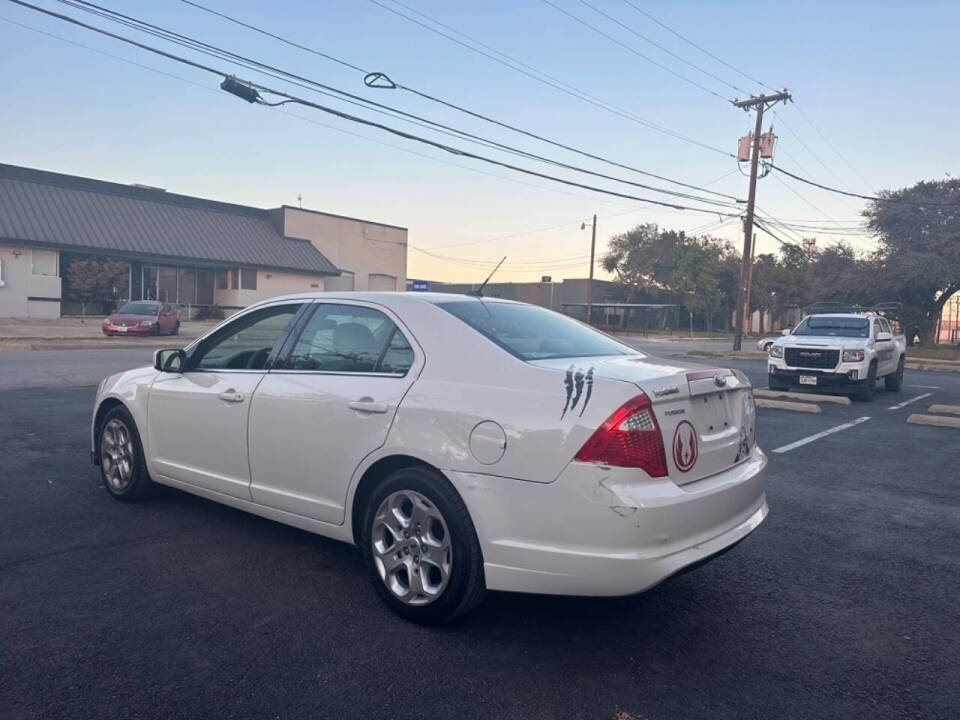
[908,345,960,362]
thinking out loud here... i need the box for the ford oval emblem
[713,374,727,388]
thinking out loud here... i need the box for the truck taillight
[575,394,668,477]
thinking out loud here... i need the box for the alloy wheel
[101,418,135,492]
[371,489,452,606]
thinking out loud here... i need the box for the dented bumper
[448,450,767,597]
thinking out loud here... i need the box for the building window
[32,249,58,276]
[178,268,197,305]
[142,266,158,300]
[240,268,257,290]
[216,269,228,290]
[158,267,178,303]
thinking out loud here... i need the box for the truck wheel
[884,356,905,392]
[857,362,877,401]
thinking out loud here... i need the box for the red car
[103,301,180,336]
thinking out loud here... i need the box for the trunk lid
[531,355,757,484]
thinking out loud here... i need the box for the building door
[197,269,215,305]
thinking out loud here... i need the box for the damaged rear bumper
[448,451,767,597]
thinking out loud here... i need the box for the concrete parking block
[754,389,851,405]
[927,404,960,416]
[755,398,821,413]
[907,413,960,428]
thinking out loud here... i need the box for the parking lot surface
[2,357,958,719]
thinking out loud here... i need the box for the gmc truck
[767,312,906,401]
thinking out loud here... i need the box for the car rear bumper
[447,450,767,597]
[103,324,154,335]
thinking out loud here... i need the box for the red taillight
[574,394,668,477]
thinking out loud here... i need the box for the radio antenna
[470,256,507,297]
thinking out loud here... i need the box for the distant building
[411,278,626,312]
[410,278,675,328]
[0,163,407,318]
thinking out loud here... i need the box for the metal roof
[0,164,340,275]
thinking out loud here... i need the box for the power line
[771,163,960,206]
[178,0,741,201]
[575,0,750,95]
[540,0,729,101]
[52,0,741,209]
[619,0,776,93]
[8,0,744,216]
[366,0,734,157]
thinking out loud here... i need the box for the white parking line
[910,385,940,389]
[771,416,871,454]
[887,393,933,411]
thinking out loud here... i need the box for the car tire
[857,362,877,401]
[170,322,180,336]
[884,355,904,392]
[97,405,156,502]
[361,466,486,624]
[152,325,160,336]
[763,342,773,351]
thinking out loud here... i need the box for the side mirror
[154,348,186,372]
[781,328,791,335]
[876,331,892,342]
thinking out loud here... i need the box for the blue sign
[411,280,429,292]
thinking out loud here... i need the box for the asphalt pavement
[1,356,958,719]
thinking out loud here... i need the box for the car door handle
[348,399,389,413]
[218,390,245,403]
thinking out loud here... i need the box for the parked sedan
[103,301,180,336]
[91,293,767,624]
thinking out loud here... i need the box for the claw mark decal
[561,365,595,419]
[578,368,594,417]
[560,365,575,419]
[570,368,586,411]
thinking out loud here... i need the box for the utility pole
[582,214,597,325]
[732,90,791,350]
[743,232,756,334]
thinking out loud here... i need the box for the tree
[864,179,960,345]
[602,223,739,331]
[66,258,129,313]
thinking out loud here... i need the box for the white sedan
[91,292,768,623]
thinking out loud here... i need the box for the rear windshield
[117,303,158,316]
[793,316,869,338]
[438,301,636,360]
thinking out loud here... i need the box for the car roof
[248,291,522,307]
[807,313,872,320]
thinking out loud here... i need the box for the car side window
[379,329,414,374]
[191,304,301,371]
[280,304,412,374]
[880,318,891,334]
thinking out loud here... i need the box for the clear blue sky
[2,0,957,281]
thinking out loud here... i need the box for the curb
[755,398,821,413]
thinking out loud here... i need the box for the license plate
[799,375,817,385]
[116,326,127,332]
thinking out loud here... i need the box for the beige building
[0,163,407,318]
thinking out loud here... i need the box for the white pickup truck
[767,312,906,400]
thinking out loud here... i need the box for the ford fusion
[91,293,767,623]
